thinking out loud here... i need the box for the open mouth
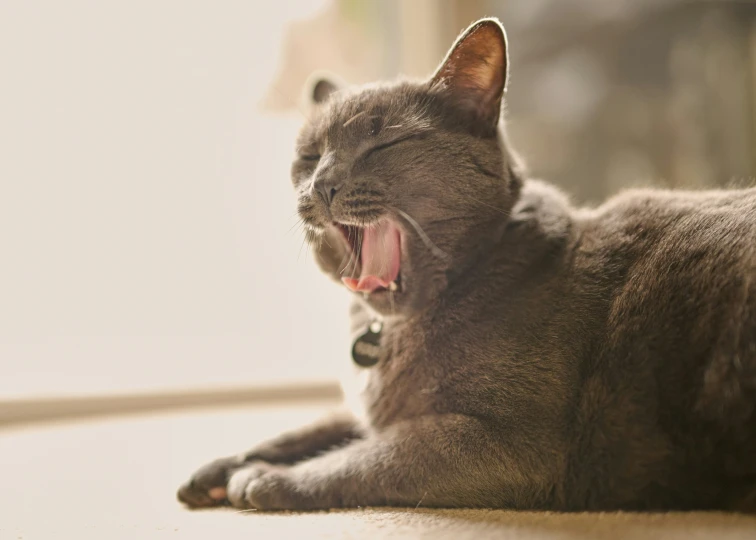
[335,220,402,294]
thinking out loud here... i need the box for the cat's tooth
[389,281,398,292]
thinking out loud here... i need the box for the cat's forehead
[299,82,433,145]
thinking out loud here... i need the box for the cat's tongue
[342,221,401,293]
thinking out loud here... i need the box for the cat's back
[576,184,756,377]
[583,185,756,249]
[562,186,756,510]
[575,186,756,298]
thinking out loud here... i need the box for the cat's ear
[430,18,509,130]
[312,79,339,104]
[305,72,345,105]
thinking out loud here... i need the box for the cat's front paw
[177,455,247,508]
[227,464,319,511]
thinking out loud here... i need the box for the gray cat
[178,18,756,512]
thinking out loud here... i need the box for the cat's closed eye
[362,132,422,161]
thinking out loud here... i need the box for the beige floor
[3,403,756,540]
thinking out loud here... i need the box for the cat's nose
[314,177,342,207]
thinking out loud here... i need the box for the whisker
[380,226,388,276]
[342,226,357,277]
[394,208,450,261]
[464,194,511,217]
[352,227,363,278]
[268,82,312,125]
[297,233,308,262]
[344,229,355,277]
[338,227,353,276]
[342,111,365,128]
[339,250,352,275]
[287,217,304,234]
[345,226,354,276]
[357,228,364,275]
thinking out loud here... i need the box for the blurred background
[2,0,755,405]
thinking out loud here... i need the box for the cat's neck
[440,178,575,309]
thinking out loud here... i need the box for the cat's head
[292,18,523,315]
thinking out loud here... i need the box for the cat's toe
[178,455,244,508]
[226,462,294,509]
[227,463,273,508]
[242,472,297,510]
[231,467,322,511]
[177,479,217,508]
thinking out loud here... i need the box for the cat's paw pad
[177,455,245,508]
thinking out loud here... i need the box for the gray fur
[178,18,756,512]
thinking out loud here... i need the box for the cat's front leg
[227,414,552,510]
[177,410,361,508]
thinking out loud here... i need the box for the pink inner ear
[458,49,505,96]
[430,20,508,116]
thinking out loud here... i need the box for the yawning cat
[178,18,756,512]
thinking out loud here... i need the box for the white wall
[0,0,351,398]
